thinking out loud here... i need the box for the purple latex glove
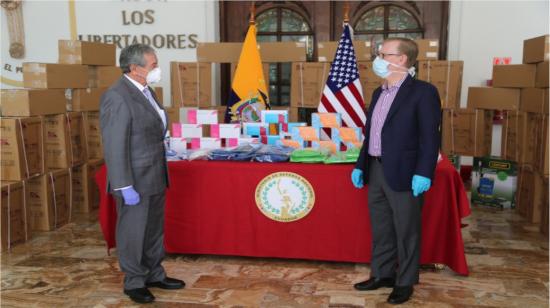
[121,186,140,205]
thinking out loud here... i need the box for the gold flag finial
[343,2,350,23]
[249,1,256,25]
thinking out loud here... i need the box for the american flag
[318,24,366,128]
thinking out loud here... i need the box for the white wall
[447,0,549,159]
[1,0,220,106]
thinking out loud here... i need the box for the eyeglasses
[377,52,401,59]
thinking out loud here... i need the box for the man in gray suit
[100,44,184,304]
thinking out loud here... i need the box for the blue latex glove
[412,175,431,197]
[351,168,364,189]
[121,186,140,205]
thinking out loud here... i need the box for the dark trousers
[115,192,167,290]
[368,157,423,286]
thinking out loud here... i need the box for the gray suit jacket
[99,76,169,197]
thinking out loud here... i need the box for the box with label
[172,123,203,139]
[1,181,30,251]
[1,117,44,181]
[197,42,307,63]
[317,41,372,62]
[523,35,549,64]
[312,113,342,128]
[170,62,211,108]
[520,88,549,114]
[83,111,103,159]
[67,88,108,111]
[501,111,546,165]
[1,89,66,116]
[290,62,330,108]
[332,127,363,149]
[417,61,464,109]
[492,64,536,88]
[192,137,221,150]
[467,87,520,110]
[414,39,439,61]
[187,109,218,125]
[211,124,241,139]
[291,126,320,147]
[243,122,269,137]
[536,61,549,88]
[23,63,89,89]
[44,113,86,169]
[58,40,116,66]
[261,110,288,124]
[357,61,383,91]
[26,169,72,231]
[441,109,493,157]
[88,66,121,88]
[471,157,517,209]
[516,165,545,223]
[71,164,88,213]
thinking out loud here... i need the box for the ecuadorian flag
[225,24,270,123]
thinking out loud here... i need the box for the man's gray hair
[119,44,155,73]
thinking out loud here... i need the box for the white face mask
[146,67,161,84]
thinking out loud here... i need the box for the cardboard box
[153,87,163,105]
[536,61,549,88]
[87,159,104,211]
[88,66,121,88]
[197,42,307,63]
[165,107,179,132]
[23,63,88,89]
[414,39,439,61]
[523,35,549,64]
[83,111,103,159]
[58,40,116,66]
[170,62,211,108]
[1,181,30,251]
[471,157,517,209]
[535,115,548,176]
[44,113,87,169]
[501,111,545,165]
[67,88,108,111]
[441,109,493,157]
[0,89,66,116]
[520,88,549,114]
[540,177,549,236]
[417,61,463,109]
[317,41,372,62]
[290,62,330,108]
[26,169,72,231]
[1,117,44,181]
[357,61,383,93]
[516,165,546,223]
[492,64,536,88]
[467,87,520,110]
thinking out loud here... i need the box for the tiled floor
[1,205,548,307]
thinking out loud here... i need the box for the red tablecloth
[96,156,470,275]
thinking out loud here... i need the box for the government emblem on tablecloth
[255,172,315,222]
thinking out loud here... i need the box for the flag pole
[343,1,350,24]
[249,1,256,25]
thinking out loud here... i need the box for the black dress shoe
[123,287,155,304]
[354,277,395,291]
[146,277,185,290]
[387,286,413,304]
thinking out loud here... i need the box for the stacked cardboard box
[1,181,31,251]
[515,35,549,230]
[441,109,493,157]
[71,158,104,213]
[417,61,464,109]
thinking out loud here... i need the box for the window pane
[268,64,277,84]
[281,35,314,60]
[256,9,278,32]
[269,85,278,104]
[281,9,310,32]
[388,6,419,30]
[355,34,384,56]
[280,63,291,84]
[257,35,277,43]
[355,6,384,31]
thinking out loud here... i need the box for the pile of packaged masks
[207,144,294,162]
[324,148,361,164]
[290,148,330,163]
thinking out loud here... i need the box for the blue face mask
[372,56,416,79]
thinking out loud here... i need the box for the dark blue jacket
[354,75,441,192]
